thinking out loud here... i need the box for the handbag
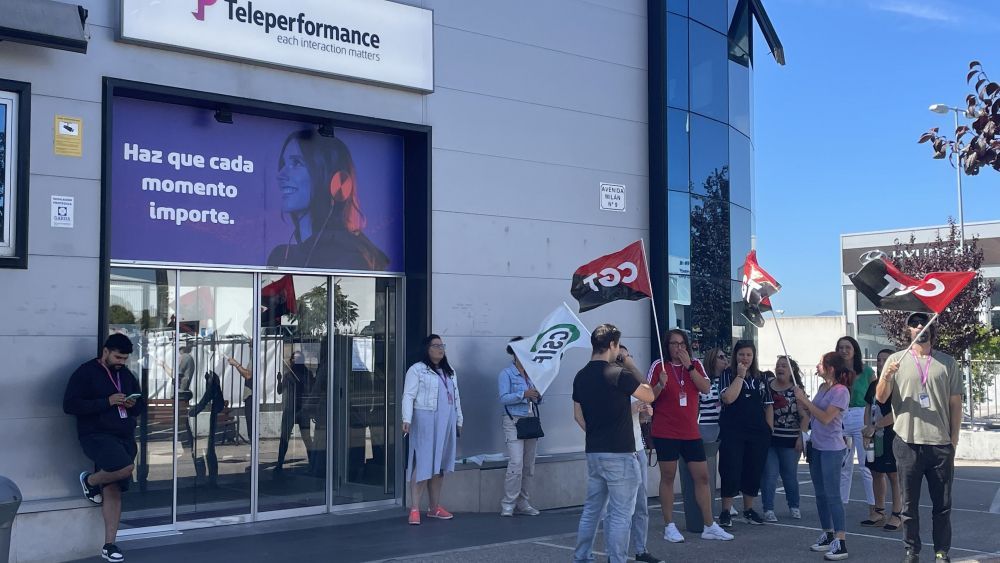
[505,402,544,440]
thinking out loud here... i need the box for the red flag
[261,275,298,326]
[741,250,781,327]
[570,241,653,312]
[849,258,976,314]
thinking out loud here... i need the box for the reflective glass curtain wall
[650,0,757,356]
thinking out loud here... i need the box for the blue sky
[752,0,999,315]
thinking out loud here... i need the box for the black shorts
[652,437,707,463]
[80,433,137,491]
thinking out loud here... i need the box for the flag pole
[639,239,667,365]
[768,309,797,385]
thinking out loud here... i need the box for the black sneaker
[635,552,663,563]
[811,531,834,552]
[102,543,124,562]
[743,508,765,525]
[79,471,102,504]
[719,510,732,528]
[902,548,919,563]
[824,538,848,561]
[935,552,951,562]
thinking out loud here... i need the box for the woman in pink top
[793,352,854,561]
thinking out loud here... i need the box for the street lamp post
[929,103,973,424]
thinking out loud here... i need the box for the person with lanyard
[647,330,734,542]
[401,334,464,525]
[836,336,878,524]
[717,339,773,527]
[877,312,962,563]
[63,334,146,563]
[760,355,810,522]
[497,336,542,517]
[861,348,902,532]
[793,352,853,561]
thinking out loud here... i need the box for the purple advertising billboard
[110,96,404,272]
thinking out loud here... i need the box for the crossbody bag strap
[504,405,514,420]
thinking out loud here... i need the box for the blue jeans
[761,446,800,511]
[810,448,847,532]
[601,449,649,555]
[574,452,641,563]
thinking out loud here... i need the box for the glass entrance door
[332,277,397,505]
[110,269,399,529]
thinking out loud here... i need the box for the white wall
[757,315,846,393]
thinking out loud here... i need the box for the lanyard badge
[910,350,933,409]
[100,362,128,418]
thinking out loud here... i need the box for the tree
[290,280,360,335]
[969,325,1000,405]
[919,61,1000,175]
[876,219,994,359]
[689,166,732,351]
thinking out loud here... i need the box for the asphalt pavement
[71,460,1000,562]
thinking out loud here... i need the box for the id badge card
[919,393,931,408]
[679,393,688,407]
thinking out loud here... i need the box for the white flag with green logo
[509,303,592,395]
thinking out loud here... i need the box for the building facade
[0,1,780,560]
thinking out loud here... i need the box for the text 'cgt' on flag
[570,241,652,313]
[849,258,976,314]
[741,250,781,328]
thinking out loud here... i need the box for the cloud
[870,1,962,24]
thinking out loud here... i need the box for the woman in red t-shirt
[647,329,734,543]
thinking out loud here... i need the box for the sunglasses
[430,343,447,350]
[907,317,929,328]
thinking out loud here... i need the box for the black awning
[0,0,88,54]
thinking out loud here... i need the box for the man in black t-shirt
[63,333,145,563]
[572,324,660,563]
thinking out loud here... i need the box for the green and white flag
[509,303,591,395]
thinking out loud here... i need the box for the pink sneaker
[427,506,454,520]
[408,508,421,525]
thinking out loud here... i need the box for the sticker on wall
[600,182,626,212]
[51,195,74,228]
[54,115,83,157]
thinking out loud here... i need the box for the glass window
[691,276,732,351]
[690,0,727,33]
[667,109,690,191]
[727,0,751,66]
[730,205,752,281]
[729,129,751,209]
[690,195,729,280]
[990,279,1000,308]
[668,191,691,274]
[667,0,687,16]
[729,61,751,137]
[0,88,24,266]
[857,314,893,361]
[110,268,176,528]
[668,274,691,335]
[857,290,879,312]
[690,114,728,198]
[731,279,756,344]
[690,22,728,122]
[666,14,688,109]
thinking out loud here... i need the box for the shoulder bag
[505,402,544,440]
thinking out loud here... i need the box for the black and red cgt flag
[261,275,298,326]
[741,250,781,328]
[570,241,653,312]
[849,258,976,314]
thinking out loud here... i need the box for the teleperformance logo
[192,0,381,50]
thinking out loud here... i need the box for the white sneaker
[663,523,685,543]
[790,507,802,519]
[500,505,513,517]
[763,510,778,523]
[701,522,734,541]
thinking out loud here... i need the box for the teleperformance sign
[119,0,433,92]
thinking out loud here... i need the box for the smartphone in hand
[125,393,143,401]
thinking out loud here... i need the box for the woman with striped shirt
[698,347,727,442]
[760,356,810,522]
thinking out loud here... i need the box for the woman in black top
[717,340,774,527]
[861,348,902,531]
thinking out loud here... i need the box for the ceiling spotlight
[214,107,233,124]
[317,121,336,137]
